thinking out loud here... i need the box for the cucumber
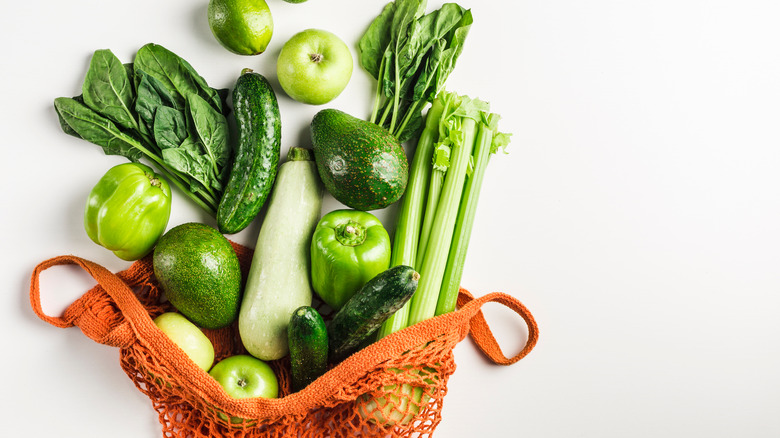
[288,306,328,391]
[217,68,281,234]
[238,147,324,361]
[328,265,420,363]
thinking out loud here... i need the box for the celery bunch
[378,91,510,337]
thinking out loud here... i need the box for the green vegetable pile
[49,0,518,422]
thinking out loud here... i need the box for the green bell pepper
[84,162,172,261]
[311,209,391,310]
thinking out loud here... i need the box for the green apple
[209,355,279,399]
[276,29,353,105]
[153,312,215,372]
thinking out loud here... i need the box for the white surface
[3,0,780,437]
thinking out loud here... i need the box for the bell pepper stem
[335,220,367,247]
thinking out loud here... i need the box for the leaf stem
[388,57,402,133]
[370,61,386,125]
[392,99,421,139]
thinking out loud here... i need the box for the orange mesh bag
[29,242,538,437]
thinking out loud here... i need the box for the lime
[208,0,274,55]
[282,0,308,3]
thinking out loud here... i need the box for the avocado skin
[310,109,408,211]
[153,223,242,329]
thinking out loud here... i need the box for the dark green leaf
[153,106,188,150]
[385,0,426,95]
[186,93,230,170]
[135,69,183,131]
[396,13,427,76]
[53,97,143,161]
[134,43,223,113]
[55,95,85,139]
[390,0,426,48]
[403,5,468,101]
[359,2,397,79]
[161,137,214,193]
[412,39,444,102]
[434,9,472,93]
[82,49,137,131]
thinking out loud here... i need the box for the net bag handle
[456,288,539,365]
[29,255,152,349]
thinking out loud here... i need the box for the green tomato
[209,355,279,399]
[311,209,391,310]
[84,162,171,261]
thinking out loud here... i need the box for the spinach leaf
[161,136,215,194]
[54,96,144,161]
[396,11,427,78]
[134,43,223,113]
[359,0,472,142]
[153,106,188,150]
[82,49,138,132]
[433,9,472,94]
[135,69,183,135]
[406,5,467,98]
[387,0,427,83]
[186,93,230,172]
[389,0,426,49]
[359,1,397,80]
[55,95,85,139]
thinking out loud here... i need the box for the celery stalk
[376,100,445,339]
[435,114,498,315]
[407,100,478,326]
[417,165,444,261]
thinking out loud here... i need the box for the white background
[2,0,779,437]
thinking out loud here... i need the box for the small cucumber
[328,265,420,363]
[217,69,281,234]
[288,306,328,391]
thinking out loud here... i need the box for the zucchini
[238,147,324,361]
[328,265,420,363]
[288,306,328,391]
[217,68,281,234]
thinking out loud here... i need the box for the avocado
[153,222,242,329]
[310,109,408,211]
